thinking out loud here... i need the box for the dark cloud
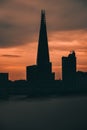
[0,0,87,48]
[0,21,15,29]
[0,0,7,3]
[75,0,87,5]
[1,54,21,58]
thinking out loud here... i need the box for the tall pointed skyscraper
[26,10,55,81]
[37,10,49,65]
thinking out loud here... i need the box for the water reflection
[0,96,87,130]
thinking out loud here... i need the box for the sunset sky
[0,0,87,80]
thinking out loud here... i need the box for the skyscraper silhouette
[26,10,55,81]
[0,73,8,82]
[62,51,76,84]
[37,10,49,65]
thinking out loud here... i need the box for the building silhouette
[62,51,76,84]
[76,71,87,88]
[0,73,8,82]
[26,10,55,81]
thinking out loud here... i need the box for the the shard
[26,10,55,81]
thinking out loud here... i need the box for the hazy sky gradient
[0,0,87,80]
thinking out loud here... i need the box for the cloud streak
[1,54,21,58]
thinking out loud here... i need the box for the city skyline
[0,0,87,81]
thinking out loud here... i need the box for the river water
[0,95,87,130]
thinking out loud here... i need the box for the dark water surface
[0,95,87,130]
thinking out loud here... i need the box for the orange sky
[0,30,87,81]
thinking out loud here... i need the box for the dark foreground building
[62,51,76,85]
[26,10,55,81]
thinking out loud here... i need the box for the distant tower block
[62,51,76,83]
[26,10,55,81]
[0,73,9,82]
